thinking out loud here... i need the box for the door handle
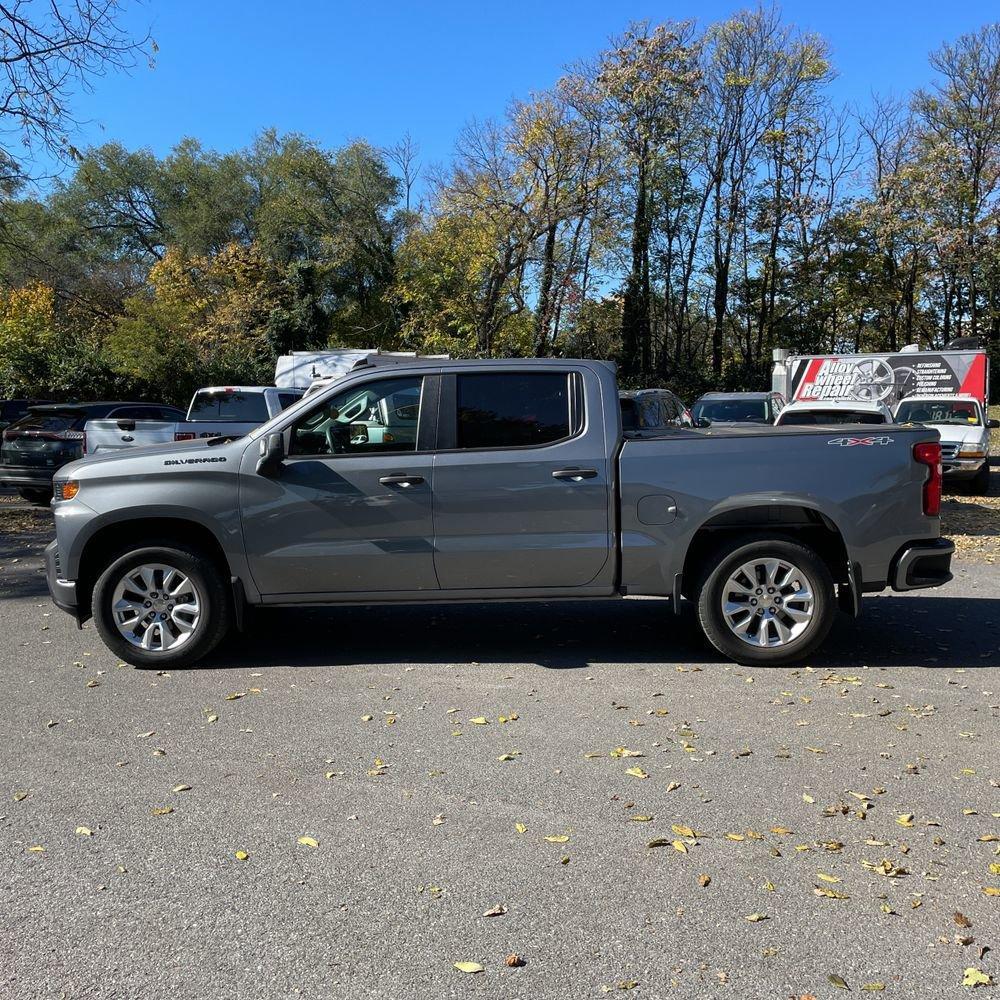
[552,468,598,481]
[379,474,425,487]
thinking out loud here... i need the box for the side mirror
[693,417,711,428]
[256,433,285,477]
[989,418,999,429]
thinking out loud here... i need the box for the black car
[619,389,692,434]
[691,391,785,426]
[0,398,54,434]
[0,402,185,503]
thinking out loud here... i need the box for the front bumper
[890,538,954,592]
[942,457,985,479]
[45,539,79,617]
[0,464,56,489]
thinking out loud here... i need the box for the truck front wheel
[92,544,232,667]
[696,537,836,665]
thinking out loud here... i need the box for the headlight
[53,480,79,501]
[958,448,986,459]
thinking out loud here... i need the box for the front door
[431,368,613,590]
[240,373,439,597]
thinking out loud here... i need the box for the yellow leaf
[647,838,671,848]
[803,794,815,804]
[75,826,93,837]
[745,912,768,922]
[629,815,653,822]
[453,961,484,974]
[545,835,569,844]
[515,823,527,834]
[297,836,319,848]
[172,784,192,793]
[666,781,680,792]
[861,984,886,992]
[983,887,1000,897]
[963,968,993,988]
[829,974,850,989]
[151,806,174,815]
[896,813,915,827]
[671,824,695,838]
[817,872,841,883]
[726,833,745,842]
[625,767,648,779]
[27,845,45,853]
[763,881,775,892]
[672,840,688,854]
[361,714,373,722]
[234,850,249,861]
[814,886,850,899]
[698,873,711,886]
[469,717,489,725]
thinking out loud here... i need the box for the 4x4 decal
[826,436,894,447]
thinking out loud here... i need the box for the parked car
[775,398,893,426]
[894,394,998,494]
[84,386,304,455]
[619,389,692,434]
[692,391,784,426]
[46,356,952,670]
[0,398,54,435]
[0,402,179,503]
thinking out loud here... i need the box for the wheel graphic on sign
[849,358,896,401]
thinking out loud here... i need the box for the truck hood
[60,438,241,478]
[923,422,987,446]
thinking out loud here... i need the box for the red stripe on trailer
[958,352,986,401]
[796,357,826,399]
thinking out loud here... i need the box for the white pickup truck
[894,394,998,494]
[84,386,304,454]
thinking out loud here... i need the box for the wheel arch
[680,503,851,598]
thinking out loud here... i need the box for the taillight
[913,441,941,516]
[174,431,196,441]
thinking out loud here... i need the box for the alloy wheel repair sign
[788,351,988,408]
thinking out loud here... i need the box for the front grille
[940,443,959,460]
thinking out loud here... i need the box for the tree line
[1,7,998,406]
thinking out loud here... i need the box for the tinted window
[456,373,571,449]
[278,392,302,411]
[188,391,270,422]
[7,410,80,433]
[780,409,886,426]
[693,399,768,423]
[289,376,422,456]
[112,406,159,420]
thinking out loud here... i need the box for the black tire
[969,463,991,496]
[696,536,837,666]
[92,544,232,668]
[19,487,52,505]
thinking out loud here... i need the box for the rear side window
[277,392,302,411]
[455,373,572,449]
[188,391,269,422]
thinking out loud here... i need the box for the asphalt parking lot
[2,491,999,1000]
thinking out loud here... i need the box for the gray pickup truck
[45,356,954,668]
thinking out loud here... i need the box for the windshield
[693,399,768,423]
[780,409,886,425]
[895,399,981,426]
[6,410,81,433]
[188,391,269,422]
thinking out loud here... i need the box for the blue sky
[44,0,1000,184]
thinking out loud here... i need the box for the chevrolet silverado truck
[45,357,954,668]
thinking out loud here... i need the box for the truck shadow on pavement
[202,593,1000,671]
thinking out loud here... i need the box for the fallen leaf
[150,806,173,816]
[829,974,850,990]
[861,984,886,992]
[234,850,249,861]
[896,813,915,828]
[814,886,850,899]
[817,873,841,883]
[505,953,525,968]
[12,791,28,801]
[297,836,319,848]
[172,784,192,793]
[75,826,93,837]
[453,961,484,974]
[629,815,654,822]
[27,845,45,853]
[469,717,489,725]
[963,968,992,988]
[666,781,680,792]
[672,839,688,854]
[625,767,648,779]
[955,912,973,928]
[982,888,1000,897]
[515,823,527,834]
[482,904,507,917]
[545,835,570,844]
[136,731,155,739]
[745,913,769,922]
[671,823,695,838]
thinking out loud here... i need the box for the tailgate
[85,419,180,454]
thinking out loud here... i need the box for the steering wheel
[325,422,350,454]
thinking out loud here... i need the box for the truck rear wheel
[696,537,836,665]
[92,544,231,667]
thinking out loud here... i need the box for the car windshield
[188,391,269,422]
[693,399,768,423]
[895,400,981,426]
[781,409,885,425]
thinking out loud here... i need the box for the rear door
[431,367,613,590]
